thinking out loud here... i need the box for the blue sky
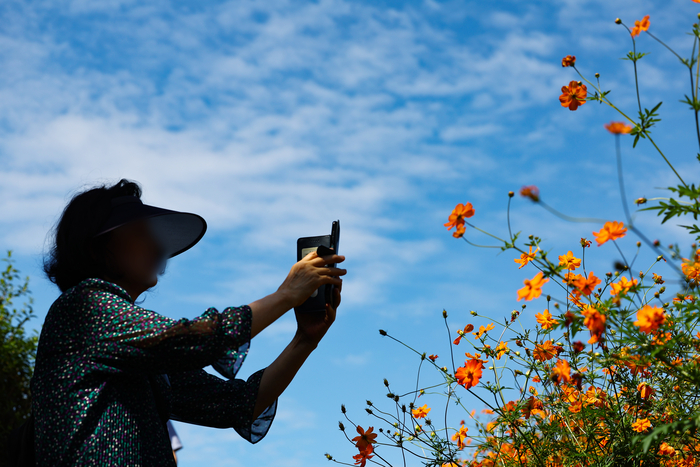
[3,0,700,465]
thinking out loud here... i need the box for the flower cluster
[331,9,700,467]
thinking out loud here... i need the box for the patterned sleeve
[167,368,277,444]
[80,285,253,375]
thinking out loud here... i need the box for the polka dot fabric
[30,277,277,466]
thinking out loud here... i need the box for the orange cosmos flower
[630,15,650,38]
[573,272,601,296]
[535,309,557,329]
[428,354,438,361]
[514,246,539,269]
[451,424,469,450]
[517,272,549,301]
[533,340,561,362]
[452,224,466,238]
[453,324,474,345]
[631,418,651,432]
[444,202,475,231]
[412,404,431,419]
[593,221,627,246]
[558,251,581,270]
[682,258,700,285]
[552,359,571,385]
[637,382,655,400]
[559,80,588,111]
[352,426,378,451]
[658,442,676,456]
[522,396,545,419]
[605,121,633,134]
[520,185,540,202]
[494,341,509,360]
[581,304,606,344]
[352,444,373,467]
[472,322,494,339]
[634,305,666,334]
[561,55,576,67]
[610,276,638,296]
[580,237,592,248]
[455,358,484,390]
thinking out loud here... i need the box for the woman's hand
[276,250,346,309]
[249,249,345,339]
[294,279,341,349]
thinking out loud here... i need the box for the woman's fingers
[309,253,345,266]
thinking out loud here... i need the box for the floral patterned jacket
[30,277,277,466]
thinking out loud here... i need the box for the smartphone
[295,220,340,313]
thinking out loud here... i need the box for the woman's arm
[252,281,341,418]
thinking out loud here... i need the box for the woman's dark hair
[43,178,165,294]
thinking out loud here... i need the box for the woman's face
[103,218,165,299]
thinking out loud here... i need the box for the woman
[30,178,346,465]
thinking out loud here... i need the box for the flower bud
[470,310,477,316]
[326,453,333,460]
[615,18,621,24]
[508,191,514,197]
[341,404,346,414]
[379,329,387,336]
[443,309,448,318]
[595,73,600,78]
[339,421,345,431]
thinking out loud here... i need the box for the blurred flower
[452,224,466,238]
[634,305,666,334]
[558,251,581,270]
[428,354,438,361]
[562,55,576,67]
[455,358,484,389]
[593,221,627,246]
[581,238,592,248]
[638,382,655,400]
[658,442,676,456]
[412,404,431,419]
[535,309,557,329]
[682,257,700,285]
[552,359,571,385]
[605,121,633,134]
[631,418,651,432]
[573,272,601,296]
[444,202,475,231]
[610,276,638,296]
[631,15,650,38]
[451,424,469,450]
[514,246,539,269]
[581,304,606,344]
[520,185,540,202]
[533,340,561,361]
[517,272,549,301]
[559,80,588,111]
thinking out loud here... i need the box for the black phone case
[295,220,340,313]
